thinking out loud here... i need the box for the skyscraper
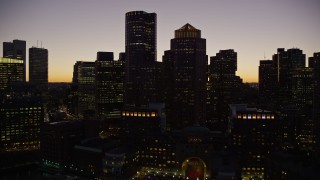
[311,52,320,153]
[259,60,277,107]
[272,48,306,107]
[207,49,242,131]
[95,52,125,121]
[125,11,159,106]
[163,23,207,130]
[292,67,314,149]
[3,40,26,82]
[72,61,95,119]
[29,47,48,91]
[272,48,314,151]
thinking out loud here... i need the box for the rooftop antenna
[37,40,38,47]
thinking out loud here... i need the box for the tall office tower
[292,67,314,150]
[272,48,306,107]
[207,49,242,131]
[163,23,207,130]
[95,52,125,121]
[29,47,48,91]
[259,60,277,108]
[125,11,159,106]
[309,57,315,68]
[0,58,24,91]
[292,68,314,109]
[72,61,95,119]
[311,52,320,153]
[3,40,26,82]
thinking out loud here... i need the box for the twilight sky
[0,0,319,82]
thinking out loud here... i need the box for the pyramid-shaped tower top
[175,23,201,38]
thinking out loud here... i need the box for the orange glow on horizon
[49,75,72,83]
[48,74,257,83]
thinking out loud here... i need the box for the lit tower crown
[175,23,201,38]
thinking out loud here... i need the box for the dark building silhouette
[292,67,314,149]
[3,40,26,82]
[272,48,306,107]
[258,60,277,107]
[271,48,316,151]
[95,52,125,121]
[40,120,83,172]
[29,47,48,91]
[125,11,160,106]
[207,49,242,131]
[229,104,279,179]
[72,61,95,119]
[311,52,320,153]
[0,57,24,91]
[163,23,207,130]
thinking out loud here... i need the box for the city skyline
[1,0,319,82]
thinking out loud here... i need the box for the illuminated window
[252,114,256,119]
[248,114,252,119]
[262,114,266,119]
[243,114,247,119]
[257,114,261,119]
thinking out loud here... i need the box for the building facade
[259,60,277,107]
[229,104,279,179]
[0,97,44,152]
[29,47,48,91]
[311,52,320,153]
[163,23,207,130]
[72,61,95,119]
[207,49,242,131]
[272,48,306,107]
[125,11,160,106]
[95,52,125,121]
[3,40,26,82]
[0,57,24,91]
